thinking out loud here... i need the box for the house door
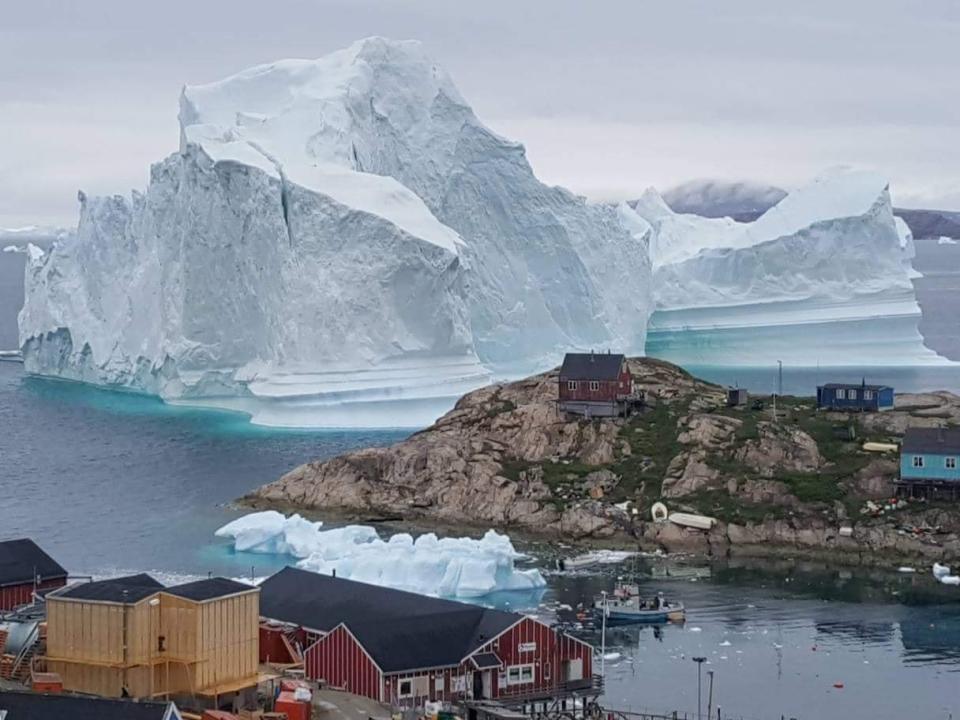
[564,658,583,681]
[472,671,483,699]
[481,670,493,699]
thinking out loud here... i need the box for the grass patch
[680,490,788,524]
[485,399,517,418]
[608,401,686,503]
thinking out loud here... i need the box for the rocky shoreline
[247,358,960,566]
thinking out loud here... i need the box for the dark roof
[259,567,519,672]
[57,573,164,603]
[0,691,174,720]
[559,352,625,381]
[0,539,67,589]
[165,577,256,602]
[819,383,892,391]
[472,652,502,669]
[902,427,960,454]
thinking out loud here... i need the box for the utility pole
[693,656,706,720]
[600,592,608,677]
[707,670,715,720]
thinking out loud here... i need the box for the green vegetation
[608,400,687,503]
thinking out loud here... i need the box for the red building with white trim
[258,568,596,708]
[0,539,67,611]
[558,352,633,418]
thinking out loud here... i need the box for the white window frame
[849,389,858,400]
[913,455,925,469]
[398,679,413,698]
[567,380,578,390]
[946,457,957,470]
[836,389,846,399]
[507,664,535,686]
[589,381,600,391]
[863,390,874,401]
[434,675,444,693]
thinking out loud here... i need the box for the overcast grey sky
[1,0,958,227]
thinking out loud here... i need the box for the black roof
[0,691,174,720]
[472,652,502,669]
[57,573,164,603]
[819,383,892,391]
[0,539,67,589]
[165,577,256,602]
[559,352,625,381]
[259,567,518,673]
[902,427,960,454]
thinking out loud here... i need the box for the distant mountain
[657,179,960,239]
[660,179,787,221]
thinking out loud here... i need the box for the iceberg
[214,511,545,598]
[18,38,651,427]
[637,168,948,366]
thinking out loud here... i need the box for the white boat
[668,512,717,530]
[593,584,685,624]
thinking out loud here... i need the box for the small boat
[593,584,685,625]
[668,512,716,530]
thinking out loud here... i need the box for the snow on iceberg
[18,38,651,428]
[638,168,949,366]
[215,510,545,598]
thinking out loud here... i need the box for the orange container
[31,672,63,694]
[275,691,310,720]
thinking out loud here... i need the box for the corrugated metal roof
[260,567,519,673]
[902,427,960,454]
[559,353,625,381]
[0,539,67,589]
[819,383,892,392]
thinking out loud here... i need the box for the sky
[1,0,958,227]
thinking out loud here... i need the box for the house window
[864,390,874,401]
[435,676,444,693]
[913,456,925,469]
[589,381,600,391]
[946,457,957,470]
[849,389,858,400]
[567,381,578,391]
[836,389,846,399]
[399,680,413,698]
[507,664,535,685]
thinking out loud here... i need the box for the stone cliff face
[251,358,960,562]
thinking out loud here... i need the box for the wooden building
[0,538,68,612]
[899,427,960,498]
[817,382,894,412]
[0,689,181,720]
[558,352,634,418]
[44,574,259,705]
[259,568,595,709]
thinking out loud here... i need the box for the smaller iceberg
[215,511,545,598]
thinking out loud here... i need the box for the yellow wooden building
[45,574,260,704]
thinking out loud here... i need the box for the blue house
[899,427,960,498]
[816,382,894,412]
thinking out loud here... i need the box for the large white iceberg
[18,38,651,427]
[637,169,947,366]
[215,510,545,598]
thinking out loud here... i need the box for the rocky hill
[249,358,960,564]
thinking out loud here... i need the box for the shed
[816,382,894,412]
[0,690,181,720]
[0,539,68,611]
[258,568,595,708]
[899,427,960,497]
[726,388,748,407]
[558,352,633,418]
[44,575,260,703]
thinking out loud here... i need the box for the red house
[0,539,68,611]
[258,568,596,709]
[558,352,633,418]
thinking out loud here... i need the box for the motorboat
[593,583,685,624]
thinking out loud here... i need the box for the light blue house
[899,427,960,497]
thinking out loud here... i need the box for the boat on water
[593,583,685,624]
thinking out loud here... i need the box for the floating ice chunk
[933,563,951,578]
[719,640,732,647]
[603,652,622,661]
[938,236,958,245]
[215,511,545,598]
[688,627,703,633]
